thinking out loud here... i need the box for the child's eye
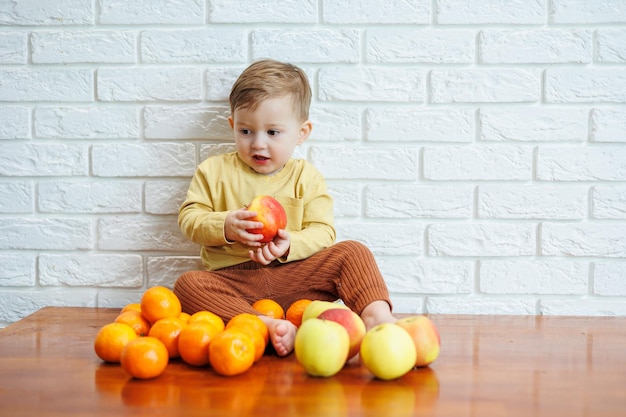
[267,130,280,136]
[239,129,251,135]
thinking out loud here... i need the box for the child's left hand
[248,229,290,265]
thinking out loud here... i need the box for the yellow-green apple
[246,195,287,243]
[295,318,349,377]
[318,308,366,360]
[360,323,417,381]
[301,300,350,323]
[395,315,440,367]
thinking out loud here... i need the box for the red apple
[318,308,366,360]
[246,195,287,243]
[395,316,440,367]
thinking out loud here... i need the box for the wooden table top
[0,307,624,417]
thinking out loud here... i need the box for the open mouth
[253,155,269,162]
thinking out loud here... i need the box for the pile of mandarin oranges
[93,285,312,379]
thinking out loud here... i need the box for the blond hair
[229,59,311,122]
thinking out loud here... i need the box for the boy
[173,59,395,356]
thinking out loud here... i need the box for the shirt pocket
[275,196,303,232]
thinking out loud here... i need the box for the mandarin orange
[178,321,220,366]
[121,336,169,379]
[188,310,225,332]
[286,299,313,328]
[94,322,139,363]
[252,299,285,320]
[114,310,151,336]
[140,286,182,324]
[209,329,255,376]
[148,316,187,359]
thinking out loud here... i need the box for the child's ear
[297,120,313,145]
[228,116,234,129]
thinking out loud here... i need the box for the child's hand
[224,207,265,247]
[249,229,290,265]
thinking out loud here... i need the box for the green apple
[395,315,441,367]
[301,300,350,323]
[318,308,366,360]
[295,318,350,377]
[360,323,417,381]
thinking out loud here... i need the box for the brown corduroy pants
[173,240,391,321]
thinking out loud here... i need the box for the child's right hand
[224,207,265,247]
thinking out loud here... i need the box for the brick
[209,0,317,23]
[545,69,626,103]
[428,223,536,257]
[92,143,196,177]
[252,29,359,63]
[206,67,243,101]
[0,218,92,250]
[319,67,424,102]
[99,0,204,24]
[592,186,626,219]
[539,299,626,316]
[0,181,32,213]
[478,185,587,219]
[309,146,419,180]
[39,254,143,287]
[97,291,146,308]
[437,0,544,24]
[431,69,540,103]
[594,262,626,296]
[480,260,588,294]
[377,258,473,293]
[327,184,361,217]
[35,106,139,139]
[0,290,97,323]
[479,29,592,64]
[0,69,92,102]
[596,29,626,63]
[323,0,430,24]
[38,180,142,213]
[199,143,237,162]
[0,32,26,64]
[0,143,87,176]
[0,0,93,25]
[367,28,474,64]
[141,29,246,63]
[144,106,230,140]
[423,145,532,180]
[97,68,202,102]
[0,106,29,139]
[98,217,197,251]
[147,256,204,287]
[480,107,587,142]
[389,296,425,315]
[0,255,35,286]
[551,0,626,23]
[310,107,362,142]
[366,107,474,143]
[365,185,473,218]
[31,31,135,64]
[542,223,626,257]
[590,108,626,142]
[145,180,189,215]
[428,297,537,315]
[335,223,423,255]
[537,146,626,181]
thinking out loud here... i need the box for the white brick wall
[1,0,625,325]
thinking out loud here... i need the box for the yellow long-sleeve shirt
[178,152,336,270]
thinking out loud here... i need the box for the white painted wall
[1,0,625,325]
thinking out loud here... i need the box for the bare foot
[259,316,298,356]
[360,300,396,331]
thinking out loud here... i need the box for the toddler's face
[229,95,311,176]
